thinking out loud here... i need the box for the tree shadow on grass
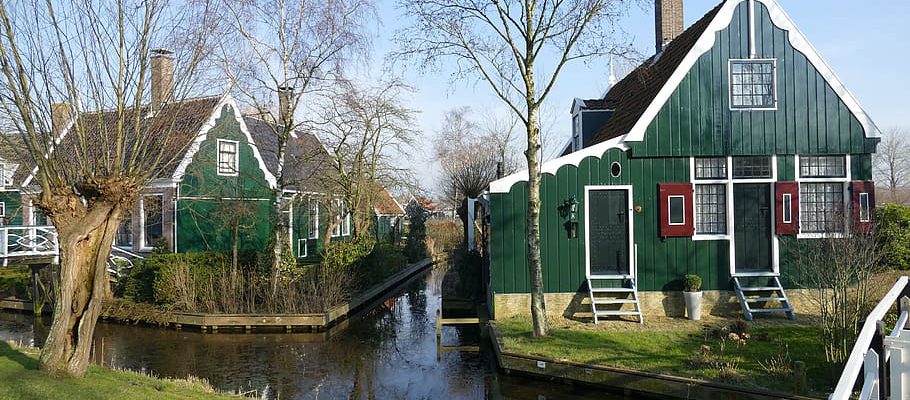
[0,340,38,370]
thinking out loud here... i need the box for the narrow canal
[0,266,641,399]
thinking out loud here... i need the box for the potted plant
[683,274,703,321]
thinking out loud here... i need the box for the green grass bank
[0,341,238,400]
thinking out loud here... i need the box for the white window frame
[140,194,165,250]
[667,195,686,226]
[308,199,319,239]
[782,193,793,224]
[331,199,345,238]
[297,238,308,257]
[572,113,582,152]
[795,154,852,239]
[216,139,239,176]
[728,58,778,111]
[859,192,871,223]
[0,202,5,218]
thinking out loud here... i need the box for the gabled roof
[243,117,335,192]
[589,2,723,145]
[374,187,405,215]
[591,0,880,145]
[21,96,222,187]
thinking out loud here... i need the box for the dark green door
[733,184,772,273]
[587,189,630,277]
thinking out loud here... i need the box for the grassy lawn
[496,317,838,396]
[0,341,238,400]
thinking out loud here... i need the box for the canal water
[0,267,643,399]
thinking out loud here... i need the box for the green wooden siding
[0,191,23,225]
[175,105,274,253]
[630,1,878,158]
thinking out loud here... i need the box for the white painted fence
[0,226,59,264]
[830,276,910,400]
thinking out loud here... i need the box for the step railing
[108,246,144,278]
[830,276,910,400]
[0,225,59,260]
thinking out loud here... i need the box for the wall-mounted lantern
[559,196,579,239]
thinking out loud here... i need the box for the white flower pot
[684,291,703,321]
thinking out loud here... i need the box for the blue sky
[363,0,910,192]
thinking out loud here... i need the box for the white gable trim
[21,116,77,188]
[489,135,630,194]
[624,0,880,143]
[171,94,278,189]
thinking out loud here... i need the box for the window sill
[692,234,730,241]
[216,172,239,177]
[797,232,846,239]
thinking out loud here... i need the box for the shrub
[0,267,29,299]
[876,203,910,270]
[405,203,428,262]
[684,274,702,292]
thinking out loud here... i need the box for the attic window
[217,139,239,176]
[729,59,776,109]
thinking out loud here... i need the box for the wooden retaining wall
[1,258,433,333]
[487,322,822,400]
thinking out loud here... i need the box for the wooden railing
[830,276,910,400]
[0,225,59,262]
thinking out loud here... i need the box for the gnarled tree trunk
[38,197,122,377]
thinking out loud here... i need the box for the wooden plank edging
[486,321,823,400]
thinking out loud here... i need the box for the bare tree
[217,0,374,297]
[394,0,636,337]
[794,219,883,364]
[874,127,910,203]
[0,0,217,376]
[312,80,417,247]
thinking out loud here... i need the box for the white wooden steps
[733,274,795,321]
[587,277,643,324]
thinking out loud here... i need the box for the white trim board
[489,135,629,193]
[584,185,635,280]
[624,0,880,143]
[171,94,278,189]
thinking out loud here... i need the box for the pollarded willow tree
[0,0,217,377]
[394,0,636,337]
[217,0,374,296]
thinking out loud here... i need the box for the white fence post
[861,349,880,400]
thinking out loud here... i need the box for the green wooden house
[0,50,400,265]
[486,0,880,322]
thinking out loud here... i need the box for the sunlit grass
[0,341,240,400]
[496,317,837,395]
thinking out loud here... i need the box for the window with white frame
[308,199,319,239]
[572,114,582,151]
[693,158,728,235]
[800,156,846,178]
[730,59,776,109]
[668,196,686,225]
[217,139,239,176]
[332,199,349,237]
[142,195,163,248]
[297,238,308,257]
[0,202,5,218]
[116,212,132,247]
[859,193,871,222]
[782,194,793,223]
[732,156,772,179]
[799,182,844,234]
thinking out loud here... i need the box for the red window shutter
[851,181,875,234]
[775,182,799,235]
[658,183,694,237]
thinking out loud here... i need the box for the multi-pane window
[733,156,772,179]
[116,213,132,247]
[694,158,727,180]
[730,60,776,109]
[695,185,726,234]
[800,156,846,178]
[142,195,163,248]
[217,139,239,175]
[572,114,582,151]
[307,200,319,239]
[800,183,844,234]
[332,200,349,237]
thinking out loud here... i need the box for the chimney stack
[150,48,174,110]
[51,103,73,132]
[655,0,684,53]
[278,86,295,126]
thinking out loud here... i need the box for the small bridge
[0,225,143,275]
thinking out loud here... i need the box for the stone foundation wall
[492,290,819,320]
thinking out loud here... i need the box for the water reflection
[0,267,644,399]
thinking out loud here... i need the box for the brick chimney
[278,86,295,126]
[51,102,73,132]
[150,48,174,110]
[655,0,684,53]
